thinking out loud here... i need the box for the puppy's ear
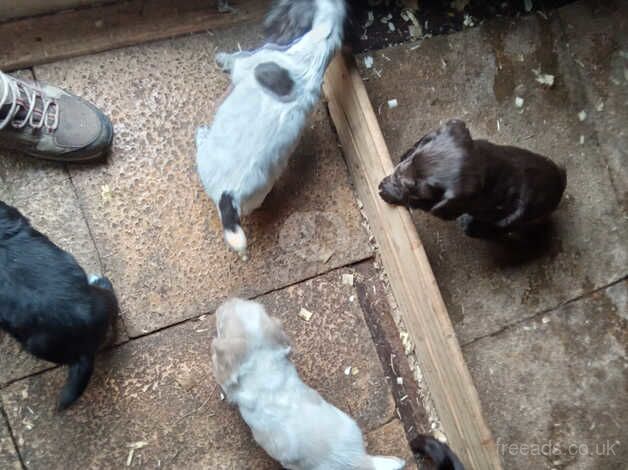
[266,317,291,352]
[211,337,248,387]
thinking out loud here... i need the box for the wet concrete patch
[464,280,627,469]
[0,267,400,468]
[359,11,627,343]
[33,26,371,337]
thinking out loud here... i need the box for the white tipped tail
[369,456,406,470]
[224,226,248,261]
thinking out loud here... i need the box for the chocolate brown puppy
[379,119,566,238]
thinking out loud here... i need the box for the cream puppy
[211,298,406,470]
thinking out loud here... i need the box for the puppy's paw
[217,0,237,13]
[458,215,501,239]
[457,214,475,234]
[88,274,113,291]
[215,52,234,72]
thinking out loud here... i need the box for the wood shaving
[533,69,555,87]
[297,307,313,322]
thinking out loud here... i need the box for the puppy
[0,201,118,409]
[410,435,465,470]
[196,0,346,260]
[379,119,566,238]
[211,298,406,470]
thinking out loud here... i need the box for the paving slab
[0,140,128,386]
[464,280,627,470]
[366,419,418,470]
[0,411,20,470]
[33,25,371,337]
[558,0,628,211]
[359,9,627,344]
[1,267,398,469]
[0,70,69,205]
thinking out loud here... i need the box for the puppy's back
[0,202,106,352]
[475,140,566,217]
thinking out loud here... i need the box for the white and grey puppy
[196,0,346,260]
[211,298,406,470]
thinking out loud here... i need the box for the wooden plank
[323,53,502,470]
[0,0,270,71]
[0,0,106,22]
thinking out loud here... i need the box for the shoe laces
[0,72,59,132]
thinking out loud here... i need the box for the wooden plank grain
[323,53,502,470]
[0,0,271,71]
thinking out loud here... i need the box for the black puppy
[0,201,118,409]
[411,435,465,470]
[379,119,566,238]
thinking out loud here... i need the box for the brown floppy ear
[211,337,248,387]
[445,119,473,147]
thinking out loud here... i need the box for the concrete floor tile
[0,182,128,386]
[0,411,20,470]
[33,27,371,336]
[1,268,396,469]
[366,420,418,470]
[0,70,70,204]
[464,280,627,470]
[360,12,627,343]
[558,0,628,212]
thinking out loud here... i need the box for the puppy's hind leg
[430,194,467,221]
[58,354,95,410]
[88,274,113,291]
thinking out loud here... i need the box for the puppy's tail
[58,354,95,410]
[219,192,248,261]
[410,435,465,470]
[366,456,405,470]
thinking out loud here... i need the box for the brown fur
[379,119,566,238]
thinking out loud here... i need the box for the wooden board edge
[323,53,502,470]
[0,0,270,71]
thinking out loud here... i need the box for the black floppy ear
[211,337,248,387]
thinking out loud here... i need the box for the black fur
[255,62,295,97]
[264,0,317,45]
[379,119,566,238]
[219,192,240,232]
[411,435,465,470]
[0,201,118,410]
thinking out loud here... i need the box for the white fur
[224,226,248,259]
[196,0,346,254]
[212,298,406,470]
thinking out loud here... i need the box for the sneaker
[0,71,113,162]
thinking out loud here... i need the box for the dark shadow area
[346,0,577,52]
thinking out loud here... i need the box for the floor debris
[297,307,314,322]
